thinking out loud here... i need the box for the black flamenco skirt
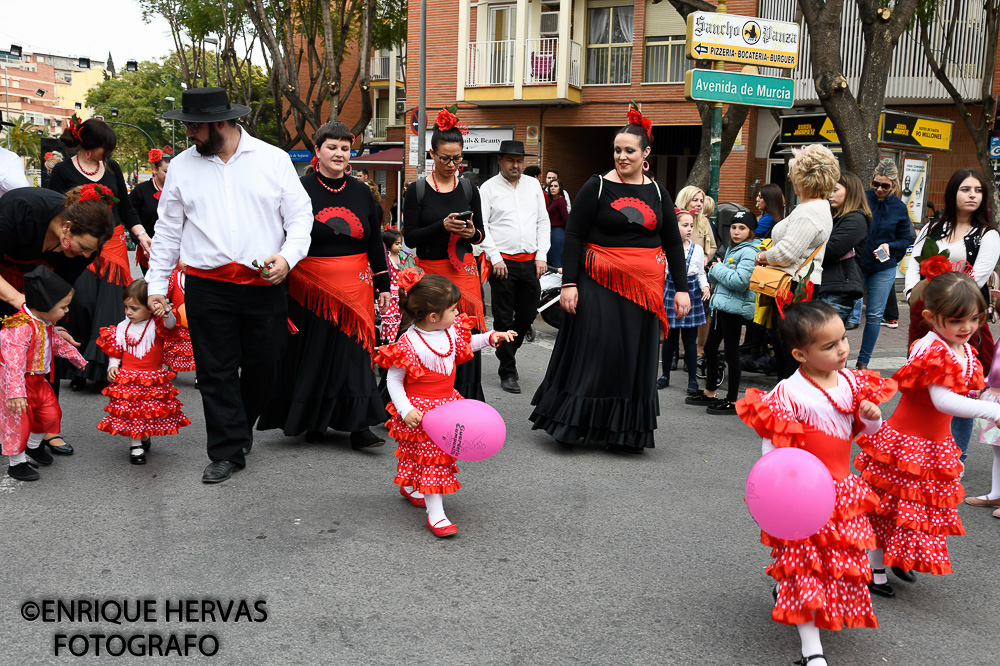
[63,271,125,382]
[257,298,386,435]
[529,272,660,449]
[455,347,485,401]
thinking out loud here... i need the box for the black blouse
[300,173,390,294]
[562,175,688,291]
[402,179,485,261]
[128,179,160,238]
[48,158,142,242]
[0,188,97,313]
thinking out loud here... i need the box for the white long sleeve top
[903,225,1000,298]
[682,241,709,289]
[479,173,550,264]
[146,128,313,296]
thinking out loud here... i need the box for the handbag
[749,244,822,298]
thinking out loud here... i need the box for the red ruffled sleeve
[453,313,476,365]
[374,336,427,379]
[894,339,980,395]
[850,368,898,405]
[736,387,806,450]
[96,325,123,359]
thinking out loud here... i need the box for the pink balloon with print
[423,399,506,461]
[745,448,836,541]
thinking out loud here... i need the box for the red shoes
[399,485,426,508]
[426,517,457,538]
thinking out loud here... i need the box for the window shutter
[644,0,685,37]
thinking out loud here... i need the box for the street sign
[686,11,800,69]
[778,114,840,145]
[684,69,794,108]
[879,110,953,151]
[410,109,419,136]
[288,150,311,162]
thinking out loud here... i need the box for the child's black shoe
[707,400,737,415]
[8,462,39,481]
[130,447,146,465]
[685,393,717,405]
[655,375,669,390]
[25,446,53,466]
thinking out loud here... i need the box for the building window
[586,5,633,85]
[643,35,691,83]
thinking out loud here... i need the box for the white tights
[423,493,451,526]
[868,549,887,584]
[984,445,1000,500]
[797,617,828,665]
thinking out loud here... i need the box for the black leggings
[704,311,745,402]
[662,326,699,386]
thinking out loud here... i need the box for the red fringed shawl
[584,243,669,335]
[415,255,487,331]
[87,225,132,286]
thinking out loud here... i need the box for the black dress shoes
[7,462,39,481]
[891,566,916,583]
[240,441,253,455]
[43,436,73,455]
[501,377,521,394]
[350,429,386,449]
[202,460,240,484]
[655,375,669,390]
[25,445,53,466]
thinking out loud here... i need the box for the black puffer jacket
[819,210,869,299]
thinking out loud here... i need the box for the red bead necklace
[124,318,154,350]
[414,328,453,358]
[430,171,458,192]
[615,167,644,185]
[75,154,100,176]
[799,369,858,415]
[316,174,347,194]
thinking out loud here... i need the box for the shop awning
[352,147,404,171]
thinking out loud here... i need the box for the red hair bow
[78,183,119,208]
[397,267,424,292]
[148,148,163,164]
[626,101,653,141]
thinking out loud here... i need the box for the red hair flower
[78,183,119,208]
[397,267,424,292]
[44,152,54,160]
[436,108,458,132]
[67,114,84,140]
[626,101,653,141]
[162,145,174,155]
[920,255,953,281]
[148,148,163,164]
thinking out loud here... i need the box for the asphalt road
[1,303,997,665]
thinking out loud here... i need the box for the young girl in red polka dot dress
[377,269,515,538]
[97,278,191,465]
[737,301,896,666]
[855,271,1000,595]
[163,264,195,373]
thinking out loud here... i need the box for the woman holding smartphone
[402,107,487,399]
[851,160,912,370]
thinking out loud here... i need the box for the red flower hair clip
[626,101,653,142]
[78,183,119,209]
[67,114,84,141]
[920,255,954,281]
[435,104,467,134]
[397,267,424,292]
[162,145,174,155]
[148,148,163,164]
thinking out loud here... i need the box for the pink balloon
[745,448,836,541]
[422,399,506,461]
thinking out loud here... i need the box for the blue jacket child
[708,239,758,320]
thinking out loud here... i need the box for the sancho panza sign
[686,12,800,69]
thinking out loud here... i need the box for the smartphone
[455,211,473,221]
[874,247,890,263]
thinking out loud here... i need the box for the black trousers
[489,258,540,379]
[662,326,698,385]
[185,276,287,466]
[705,310,745,402]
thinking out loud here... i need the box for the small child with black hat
[1,266,86,481]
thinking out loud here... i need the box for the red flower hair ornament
[435,104,468,135]
[626,101,653,142]
[148,148,163,164]
[920,255,955,281]
[44,152,54,160]
[67,114,84,141]
[78,183,119,209]
[397,267,424,292]
[162,145,174,155]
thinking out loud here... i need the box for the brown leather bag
[749,244,823,297]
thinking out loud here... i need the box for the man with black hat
[479,140,549,394]
[146,88,312,484]
[0,112,30,197]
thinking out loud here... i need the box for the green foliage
[373,0,407,51]
[0,116,43,167]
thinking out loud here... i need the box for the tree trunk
[686,102,751,194]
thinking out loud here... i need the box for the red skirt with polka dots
[163,327,196,372]
[854,423,965,575]
[764,474,880,630]
[97,368,191,439]
[386,392,462,495]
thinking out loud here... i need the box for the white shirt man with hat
[479,140,550,394]
[0,112,29,197]
[146,87,312,483]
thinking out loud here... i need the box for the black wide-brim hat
[497,140,536,157]
[162,87,251,123]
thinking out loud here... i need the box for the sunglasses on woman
[871,181,892,191]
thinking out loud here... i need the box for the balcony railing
[569,41,582,87]
[525,38,557,84]
[371,117,389,139]
[370,56,403,82]
[644,38,692,84]
[468,39,583,89]
[467,40,516,87]
[758,0,988,102]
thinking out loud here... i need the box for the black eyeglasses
[436,154,463,165]
[182,121,202,131]
[871,181,892,191]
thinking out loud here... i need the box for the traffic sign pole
[707,3,727,228]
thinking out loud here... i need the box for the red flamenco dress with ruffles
[163,268,196,373]
[737,369,897,630]
[376,314,496,494]
[96,317,191,439]
[854,332,984,575]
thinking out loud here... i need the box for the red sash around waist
[187,262,269,286]
[583,243,669,335]
[87,225,132,286]
[500,252,535,262]
[404,372,457,401]
[415,256,486,331]
[285,254,377,354]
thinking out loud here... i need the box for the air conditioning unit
[395,100,406,115]
[539,11,559,36]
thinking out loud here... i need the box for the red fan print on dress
[316,206,365,239]
[610,197,657,230]
[447,233,471,271]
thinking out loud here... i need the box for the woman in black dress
[0,186,114,453]
[48,117,148,389]
[530,108,690,452]
[258,122,391,449]
[128,148,170,275]
[402,107,486,399]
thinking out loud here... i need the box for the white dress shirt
[479,173,550,264]
[146,128,313,296]
[0,147,29,197]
